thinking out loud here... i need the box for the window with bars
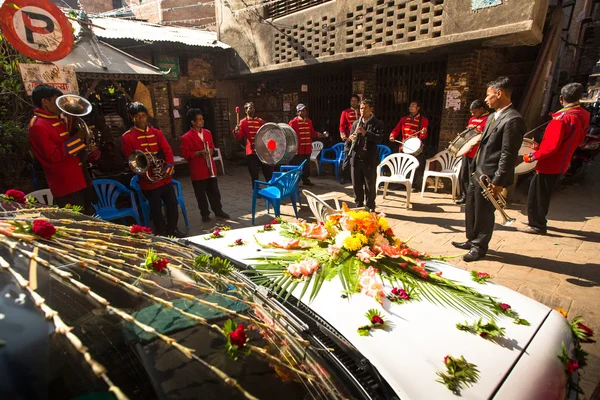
[265,0,334,19]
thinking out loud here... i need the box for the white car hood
[189,227,553,400]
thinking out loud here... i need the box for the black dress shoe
[202,215,211,223]
[463,248,485,262]
[356,202,364,208]
[451,241,471,250]
[215,211,230,219]
[455,197,466,205]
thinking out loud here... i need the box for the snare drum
[402,137,423,156]
[514,138,538,175]
[448,128,482,157]
[254,123,298,165]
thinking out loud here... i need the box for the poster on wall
[155,55,180,80]
[18,63,78,95]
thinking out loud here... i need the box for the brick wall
[149,81,171,136]
[439,49,505,150]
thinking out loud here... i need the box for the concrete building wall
[217,0,548,74]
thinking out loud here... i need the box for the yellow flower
[355,233,368,245]
[343,235,363,251]
[378,217,390,232]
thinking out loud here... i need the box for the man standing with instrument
[455,100,489,205]
[452,77,525,262]
[122,102,180,237]
[389,101,429,188]
[519,83,590,235]
[233,102,273,187]
[339,94,361,142]
[289,104,322,186]
[181,109,230,223]
[347,98,385,211]
[28,85,92,212]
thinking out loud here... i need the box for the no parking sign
[0,0,74,61]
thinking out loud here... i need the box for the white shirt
[493,103,513,121]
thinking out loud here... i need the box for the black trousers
[527,172,559,232]
[247,154,273,187]
[192,178,224,218]
[412,153,426,188]
[465,178,496,254]
[142,184,179,236]
[292,153,311,183]
[54,187,94,215]
[351,159,377,209]
[458,156,474,199]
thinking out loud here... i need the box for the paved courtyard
[173,158,600,397]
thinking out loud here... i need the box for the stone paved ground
[173,159,600,398]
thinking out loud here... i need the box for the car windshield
[0,202,357,399]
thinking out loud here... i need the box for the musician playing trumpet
[28,85,92,213]
[389,101,429,188]
[452,77,525,262]
[455,100,490,205]
[181,109,229,223]
[122,102,180,237]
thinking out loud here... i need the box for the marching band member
[346,98,385,211]
[121,102,181,237]
[456,100,489,205]
[453,77,525,262]
[339,94,361,142]
[233,102,273,187]
[289,104,322,186]
[28,85,92,212]
[519,83,590,235]
[181,109,230,223]
[389,101,429,188]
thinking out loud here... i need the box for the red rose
[371,315,384,325]
[6,189,26,204]
[229,324,247,348]
[565,359,579,374]
[480,332,488,338]
[264,223,272,230]
[444,355,450,365]
[271,218,280,225]
[130,225,152,234]
[477,272,490,278]
[391,287,409,300]
[499,303,511,311]
[152,259,169,273]
[577,322,594,342]
[235,238,243,245]
[31,219,57,239]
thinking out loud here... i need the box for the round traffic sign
[0,0,74,62]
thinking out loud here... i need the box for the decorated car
[0,194,592,399]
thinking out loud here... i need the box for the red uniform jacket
[180,128,217,181]
[464,113,489,158]
[339,108,359,138]
[234,117,266,156]
[390,114,429,149]
[28,108,88,198]
[533,106,590,174]
[121,126,174,191]
[289,117,319,155]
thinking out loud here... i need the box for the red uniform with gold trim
[533,105,590,174]
[121,126,174,191]
[234,117,266,156]
[464,112,489,158]
[180,128,217,181]
[339,107,359,138]
[390,113,429,149]
[28,108,87,198]
[288,117,319,155]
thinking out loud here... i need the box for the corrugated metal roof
[89,17,230,49]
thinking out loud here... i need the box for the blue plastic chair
[92,179,141,225]
[378,145,392,163]
[130,176,189,230]
[318,142,345,182]
[252,168,302,224]
[270,160,306,207]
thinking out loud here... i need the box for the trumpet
[473,173,515,226]
[202,139,217,178]
[128,150,166,182]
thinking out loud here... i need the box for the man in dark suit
[452,77,525,262]
[347,98,385,211]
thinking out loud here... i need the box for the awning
[54,33,164,81]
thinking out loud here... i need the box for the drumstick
[235,106,240,126]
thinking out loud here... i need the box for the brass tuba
[128,150,166,183]
[56,95,95,147]
[473,173,515,226]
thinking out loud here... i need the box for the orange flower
[555,307,568,318]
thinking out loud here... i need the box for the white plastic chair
[310,141,324,174]
[212,148,225,175]
[420,150,463,200]
[27,189,53,205]
[375,153,419,209]
[303,190,341,223]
